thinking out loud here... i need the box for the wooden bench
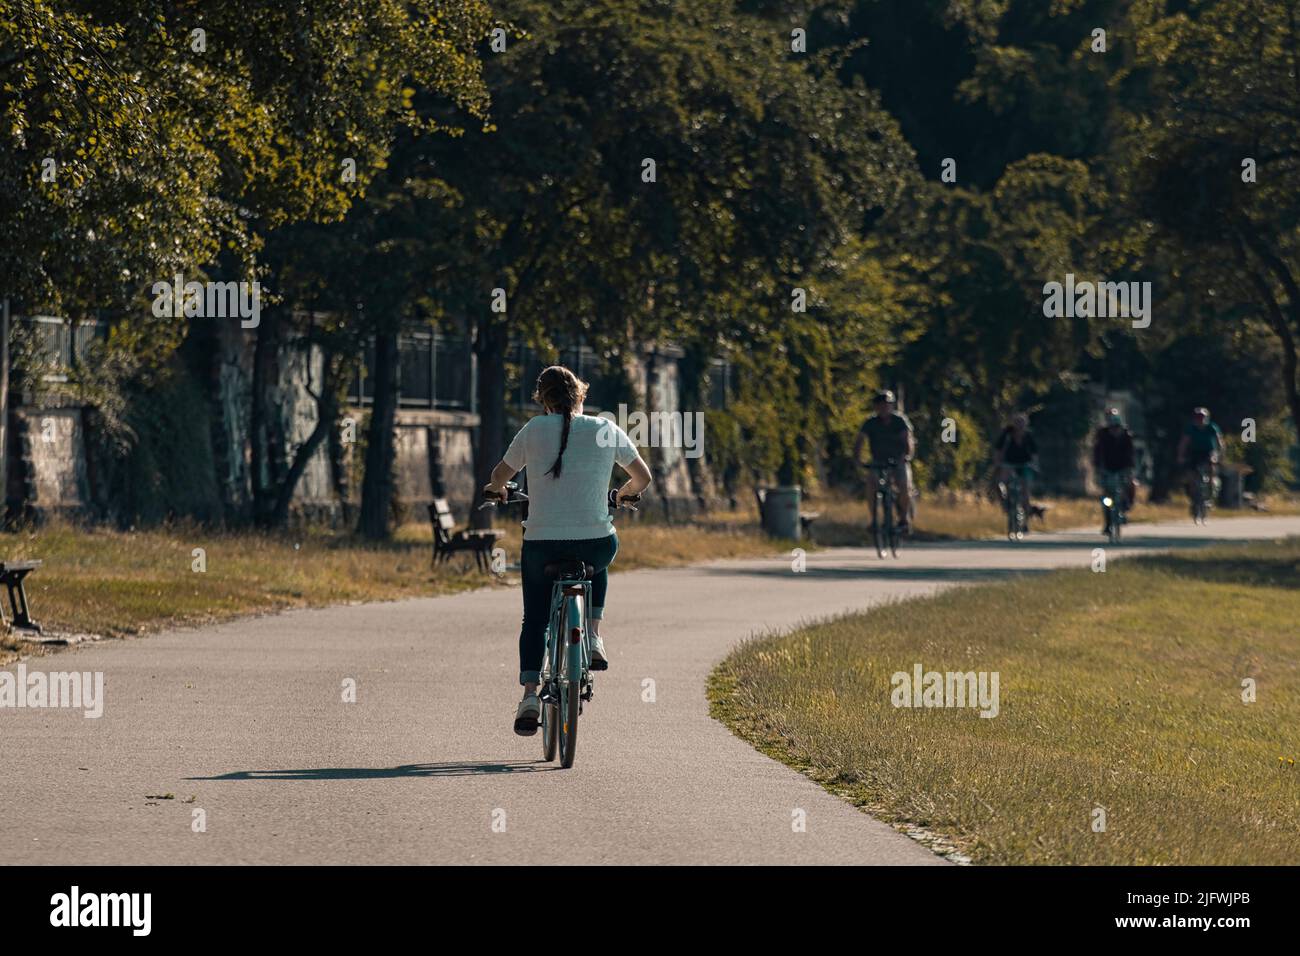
[753,488,820,541]
[428,499,504,573]
[0,559,42,633]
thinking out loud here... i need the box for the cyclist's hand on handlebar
[483,482,506,501]
[609,488,641,510]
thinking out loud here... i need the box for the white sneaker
[514,693,540,736]
[589,634,609,671]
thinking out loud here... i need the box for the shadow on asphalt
[696,564,1056,582]
[908,532,1258,552]
[189,761,557,781]
[1139,550,1300,590]
[696,529,1274,581]
[795,531,1257,555]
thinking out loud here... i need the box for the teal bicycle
[481,482,639,769]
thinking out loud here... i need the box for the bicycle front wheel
[872,492,887,558]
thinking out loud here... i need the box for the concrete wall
[6,323,697,525]
[8,407,88,516]
[386,408,479,516]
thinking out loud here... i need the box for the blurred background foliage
[3,0,1298,530]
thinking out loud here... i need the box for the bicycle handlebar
[478,481,529,510]
[478,482,641,513]
[608,489,641,512]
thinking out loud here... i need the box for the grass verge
[708,536,1300,864]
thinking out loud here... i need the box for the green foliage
[85,361,222,525]
[910,407,988,491]
[2,0,493,316]
[11,0,1300,515]
[1113,0,1300,445]
[1226,419,1296,493]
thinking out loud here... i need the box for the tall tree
[3,0,493,527]
[409,0,912,524]
[1116,0,1300,445]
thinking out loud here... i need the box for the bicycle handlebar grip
[608,489,641,509]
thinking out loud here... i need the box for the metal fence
[349,332,474,411]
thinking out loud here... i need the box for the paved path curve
[3,516,1298,865]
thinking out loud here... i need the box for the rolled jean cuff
[519,669,540,686]
[590,606,604,620]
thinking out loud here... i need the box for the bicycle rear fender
[564,590,587,679]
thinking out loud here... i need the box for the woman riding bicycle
[482,365,652,736]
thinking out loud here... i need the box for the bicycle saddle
[543,559,594,580]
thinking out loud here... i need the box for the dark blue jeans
[518,533,619,685]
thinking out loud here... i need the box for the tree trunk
[249,309,285,527]
[676,342,713,511]
[329,404,355,528]
[269,351,342,528]
[0,298,9,524]
[471,318,508,530]
[1236,223,1300,446]
[359,329,400,539]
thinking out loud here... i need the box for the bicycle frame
[1196,465,1214,499]
[541,579,591,702]
[1100,470,1128,541]
[873,468,895,516]
[1190,463,1214,523]
[867,461,902,558]
[1001,466,1031,539]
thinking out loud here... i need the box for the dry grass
[709,536,1300,865]
[0,514,774,664]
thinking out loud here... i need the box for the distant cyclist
[1092,408,1136,531]
[1176,406,1223,496]
[483,365,652,736]
[992,412,1039,515]
[852,390,915,534]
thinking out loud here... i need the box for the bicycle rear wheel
[541,678,558,762]
[557,599,584,769]
[540,628,559,761]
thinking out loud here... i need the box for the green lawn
[709,537,1300,865]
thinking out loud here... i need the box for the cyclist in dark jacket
[1092,408,1136,528]
[852,390,916,533]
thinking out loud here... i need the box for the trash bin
[762,485,802,540]
[1220,464,1251,509]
